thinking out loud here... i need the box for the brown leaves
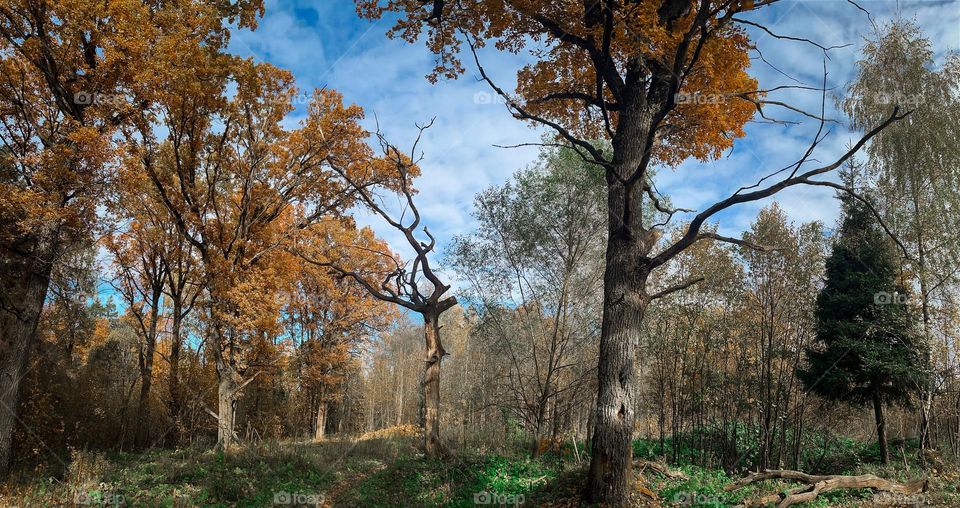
[0,0,267,258]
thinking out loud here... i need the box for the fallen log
[636,460,688,480]
[726,469,927,508]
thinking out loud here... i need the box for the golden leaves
[359,0,760,166]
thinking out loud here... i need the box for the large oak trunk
[0,251,52,478]
[586,168,650,504]
[422,312,444,457]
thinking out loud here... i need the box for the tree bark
[586,182,649,504]
[728,470,927,508]
[315,401,328,440]
[422,311,444,457]
[135,293,161,448]
[0,251,52,478]
[585,87,658,506]
[168,307,183,444]
[214,353,240,450]
[873,387,890,465]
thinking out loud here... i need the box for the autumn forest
[1,0,960,507]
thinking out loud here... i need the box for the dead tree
[727,470,928,508]
[307,120,457,458]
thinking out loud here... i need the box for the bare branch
[650,107,908,270]
[733,18,853,56]
[697,232,778,252]
[649,276,706,301]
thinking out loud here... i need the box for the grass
[0,433,581,507]
[1,430,958,506]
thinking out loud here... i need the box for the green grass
[1,434,957,507]
[3,443,342,507]
[0,437,581,507]
[333,451,574,507]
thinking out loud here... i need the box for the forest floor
[1,428,959,507]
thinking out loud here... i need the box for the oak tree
[357,0,905,502]
[289,219,395,440]
[0,0,262,475]
[131,53,395,447]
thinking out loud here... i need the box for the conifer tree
[800,184,928,465]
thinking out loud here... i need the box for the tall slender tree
[104,219,167,447]
[842,19,960,452]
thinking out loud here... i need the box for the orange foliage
[357,0,758,164]
[290,219,398,404]
[0,0,264,249]
[121,49,405,388]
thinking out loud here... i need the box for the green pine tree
[799,188,928,465]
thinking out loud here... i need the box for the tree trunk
[586,396,595,453]
[910,170,933,455]
[215,359,239,450]
[168,308,183,444]
[873,388,890,465]
[585,93,656,506]
[135,295,161,448]
[531,396,548,458]
[135,362,154,447]
[395,363,404,427]
[0,253,51,478]
[315,401,328,440]
[422,311,444,457]
[586,210,649,505]
[729,469,928,508]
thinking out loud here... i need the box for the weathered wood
[636,460,688,480]
[422,311,446,458]
[727,469,928,508]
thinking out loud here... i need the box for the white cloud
[227,0,959,265]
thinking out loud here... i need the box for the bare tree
[304,121,457,457]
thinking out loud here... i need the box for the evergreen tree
[799,189,928,464]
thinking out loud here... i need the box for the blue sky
[224,1,959,277]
